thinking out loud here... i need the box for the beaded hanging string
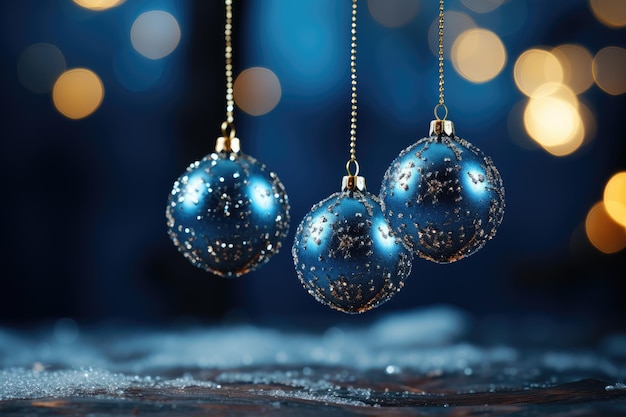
[346,0,360,181]
[434,0,449,121]
[217,0,238,152]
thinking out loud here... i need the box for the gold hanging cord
[433,0,449,121]
[216,0,239,152]
[346,0,360,177]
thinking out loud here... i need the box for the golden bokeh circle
[585,202,626,254]
[233,67,282,116]
[52,68,104,120]
[551,44,594,94]
[451,28,506,83]
[514,49,563,97]
[593,46,626,95]
[604,172,626,227]
[73,0,125,11]
[589,0,626,28]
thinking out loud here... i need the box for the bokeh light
[52,68,104,120]
[523,92,584,156]
[593,46,626,95]
[451,28,506,83]
[73,0,125,11]
[131,11,181,60]
[585,202,626,254]
[533,82,578,107]
[17,43,66,94]
[514,48,563,97]
[461,0,504,13]
[552,44,594,94]
[515,46,596,157]
[589,0,626,28]
[233,67,282,116]
[367,0,420,28]
[428,11,476,58]
[604,172,626,227]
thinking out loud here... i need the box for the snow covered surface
[1,306,625,415]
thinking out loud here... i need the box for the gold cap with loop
[342,175,366,191]
[429,119,455,137]
[342,159,366,191]
[431,102,454,137]
[215,121,241,153]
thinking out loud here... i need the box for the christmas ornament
[292,0,413,314]
[380,0,504,264]
[166,0,290,277]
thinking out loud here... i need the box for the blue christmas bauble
[380,122,504,263]
[292,186,413,313]
[166,151,290,277]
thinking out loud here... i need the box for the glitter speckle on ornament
[380,120,504,263]
[166,145,290,277]
[292,178,413,314]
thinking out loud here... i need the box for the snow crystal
[263,389,368,407]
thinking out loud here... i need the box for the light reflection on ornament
[373,220,396,249]
[462,164,490,195]
[180,173,206,208]
[248,177,275,212]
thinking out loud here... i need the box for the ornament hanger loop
[434,103,448,121]
[221,120,236,139]
[346,159,360,177]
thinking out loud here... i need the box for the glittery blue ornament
[166,134,290,277]
[292,176,413,314]
[380,120,504,263]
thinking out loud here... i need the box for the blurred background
[1,0,625,335]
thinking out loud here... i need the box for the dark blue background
[1,0,624,332]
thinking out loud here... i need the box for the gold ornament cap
[342,175,366,191]
[215,136,240,153]
[215,121,240,153]
[429,119,455,137]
